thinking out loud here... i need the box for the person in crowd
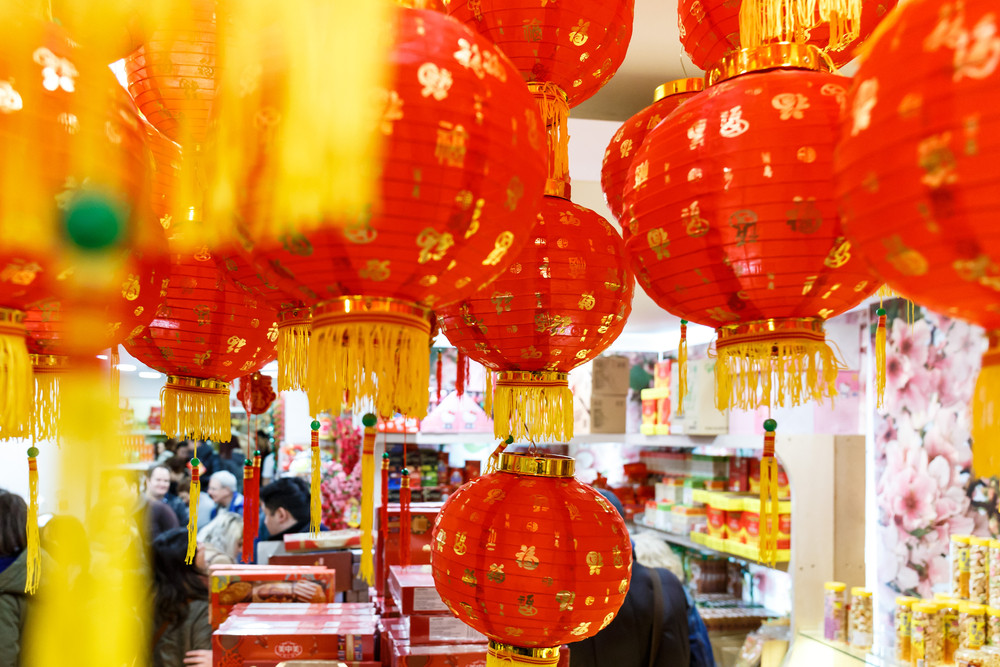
[207,470,244,521]
[147,464,188,527]
[151,528,212,667]
[217,436,245,493]
[259,477,314,541]
[193,541,235,577]
[195,442,220,480]
[258,430,277,486]
[569,488,715,667]
[156,438,180,463]
[197,511,243,563]
[40,515,92,598]
[174,440,193,463]
[0,491,32,666]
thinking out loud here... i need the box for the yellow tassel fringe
[307,315,431,419]
[25,452,40,594]
[528,82,570,186]
[738,0,862,52]
[160,379,232,442]
[187,470,200,564]
[484,369,494,415]
[278,320,311,393]
[759,455,780,567]
[714,338,842,410]
[30,371,60,443]
[0,318,32,440]
[678,323,689,417]
[310,444,322,535]
[972,336,1000,478]
[875,314,887,410]
[486,643,561,667]
[492,375,574,443]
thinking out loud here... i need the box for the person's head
[260,477,311,536]
[196,442,216,474]
[207,470,237,508]
[597,488,626,522]
[146,464,172,500]
[152,528,208,626]
[194,542,235,576]
[0,491,27,557]
[164,456,190,484]
[175,441,192,461]
[197,511,243,562]
[176,479,191,505]
[40,515,90,572]
[219,435,241,460]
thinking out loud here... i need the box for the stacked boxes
[571,355,630,434]
[209,565,338,629]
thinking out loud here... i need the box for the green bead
[190,457,200,466]
[505,435,514,444]
[244,458,252,466]
[362,413,377,428]
[310,419,321,431]
[63,191,125,250]
[27,447,39,458]
[401,468,409,476]
[382,452,390,460]
[763,419,777,432]
[254,450,260,457]
[876,308,886,316]
[680,319,688,325]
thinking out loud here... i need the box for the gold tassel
[713,319,842,410]
[874,307,887,410]
[972,332,1000,478]
[678,320,689,417]
[109,345,120,404]
[484,368,494,416]
[487,642,561,667]
[310,419,322,535]
[306,297,432,419]
[0,308,32,440]
[359,413,377,585]
[25,446,40,594]
[30,356,63,443]
[528,82,571,198]
[187,457,201,564]
[159,376,232,442]
[738,0,862,52]
[492,371,573,442]
[277,310,311,392]
[759,419,779,567]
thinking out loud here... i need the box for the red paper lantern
[601,78,704,224]
[445,0,634,107]
[624,44,877,410]
[124,248,278,442]
[431,452,632,666]
[144,120,182,230]
[0,17,155,437]
[237,7,547,419]
[678,0,897,71]
[437,196,632,442]
[833,0,1000,474]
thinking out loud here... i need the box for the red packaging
[726,510,743,543]
[211,567,336,628]
[213,617,376,665]
[229,603,375,618]
[238,662,379,667]
[748,458,760,493]
[740,506,791,550]
[268,551,356,594]
[389,565,450,616]
[654,360,672,389]
[777,464,790,500]
[379,502,442,576]
[727,457,748,493]
[387,630,571,667]
[282,530,362,552]
[406,614,486,645]
[706,505,727,539]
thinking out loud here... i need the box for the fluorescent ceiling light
[96,354,108,360]
[116,364,137,372]
[138,371,161,379]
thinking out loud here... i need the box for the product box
[589,393,627,433]
[229,603,375,619]
[405,615,486,645]
[570,356,629,435]
[670,358,728,435]
[379,502,442,574]
[592,355,630,396]
[728,457,749,493]
[283,530,362,552]
[268,551,355,594]
[639,387,671,435]
[748,460,790,500]
[741,498,792,549]
[211,567,337,628]
[388,565,450,615]
[213,617,377,665]
[654,359,672,390]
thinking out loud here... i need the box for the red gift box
[386,628,571,667]
[229,602,375,619]
[283,530,362,552]
[211,567,336,629]
[379,502,442,570]
[213,617,377,665]
[269,551,356,594]
[404,615,486,646]
[388,565,449,616]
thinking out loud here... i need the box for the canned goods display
[989,607,1000,646]
[913,601,944,667]
[898,596,920,664]
[955,536,972,599]
[991,541,1000,609]
[849,587,873,650]
[963,602,988,650]
[973,537,991,605]
[941,598,961,663]
[824,581,847,643]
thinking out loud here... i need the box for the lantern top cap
[498,452,575,478]
[653,78,704,103]
[707,42,834,86]
[527,81,569,104]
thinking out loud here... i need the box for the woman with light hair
[196,511,243,563]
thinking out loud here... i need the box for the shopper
[217,436,245,493]
[259,477,314,541]
[197,511,243,563]
[0,491,32,667]
[569,489,714,667]
[147,464,188,527]
[207,470,244,521]
[151,528,212,667]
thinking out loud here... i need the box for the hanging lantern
[833,0,1000,475]
[601,78,704,225]
[234,7,547,419]
[144,120,182,231]
[678,0,896,71]
[124,247,278,442]
[624,43,877,411]
[0,15,155,438]
[437,196,632,442]
[444,0,635,107]
[431,451,632,667]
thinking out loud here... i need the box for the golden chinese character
[569,19,590,46]
[418,62,453,100]
[771,92,810,120]
[435,121,468,167]
[359,259,390,282]
[719,106,750,137]
[0,260,41,286]
[556,591,575,611]
[688,119,707,149]
[491,291,513,315]
[226,336,246,354]
[376,89,403,136]
[515,545,539,570]
[518,594,539,617]
[193,350,211,367]
[415,227,455,264]
[682,200,709,237]
[487,563,505,583]
[578,293,596,311]
[586,551,604,575]
[461,568,477,587]
[824,237,853,269]
[918,132,958,188]
[570,622,592,636]
[786,197,823,234]
[646,227,670,260]
[193,304,212,326]
[482,231,514,266]
[0,81,22,113]
[850,78,878,136]
[728,210,759,246]
[453,531,468,556]
[523,18,543,42]
[633,159,649,188]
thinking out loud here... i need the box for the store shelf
[630,520,789,572]
[380,430,762,449]
[790,631,903,666]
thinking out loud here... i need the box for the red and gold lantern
[234,7,547,419]
[124,248,278,442]
[601,78,704,225]
[431,452,632,666]
[437,197,632,442]
[445,0,635,108]
[624,44,877,411]
[833,0,1000,475]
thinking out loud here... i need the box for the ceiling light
[138,371,161,379]
[96,354,108,360]
[116,364,137,372]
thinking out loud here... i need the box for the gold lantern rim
[488,641,561,665]
[277,305,311,325]
[165,375,231,394]
[30,354,72,373]
[707,42,834,86]
[312,295,433,332]
[498,452,575,478]
[653,77,705,103]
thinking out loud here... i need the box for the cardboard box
[229,603,375,618]
[283,530,362,552]
[591,355,630,395]
[388,565,449,615]
[589,393,627,433]
[269,552,355,594]
[670,359,728,435]
[213,620,376,665]
[211,567,337,628]
[378,502,442,580]
[405,615,486,645]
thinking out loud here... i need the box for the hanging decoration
[399,467,412,567]
[623,43,877,412]
[678,0,897,71]
[832,0,1000,476]
[25,446,39,593]
[359,413,377,584]
[124,247,278,442]
[431,452,632,667]
[601,78,704,226]
[310,419,321,535]
[759,418,780,565]
[233,7,546,420]
[378,451,390,597]
[445,0,635,107]
[242,457,256,563]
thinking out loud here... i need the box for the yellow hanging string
[485,435,514,474]
[738,0,862,53]
[186,459,201,564]
[358,413,378,585]
[874,306,887,410]
[677,320,689,416]
[109,344,120,405]
[29,357,62,443]
[24,446,40,594]
[310,419,322,535]
[484,368,494,416]
[492,371,573,443]
[973,332,1000,478]
[277,313,311,392]
[758,417,779,567]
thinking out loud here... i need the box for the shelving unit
[630,521,791,572]
[379,430,762,449]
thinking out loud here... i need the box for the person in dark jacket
[0,491,31,667]
[147,463,188,526]
[259,476,314,541]
[570,488,701,667]
[152,528,212,667]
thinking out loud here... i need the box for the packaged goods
[728,457,749,493]
[848,588,873,650]
[897,596,920,663]
[282,530,361,552]
[989,607,1000,646]
[974,538,992,604]
[939,597,960,662]
[669,505,706,535]
[268,552,355,594]
[706,504,727,539]
[683,479,705,506]
[389,565,449,616]
[963,603,988,650]
[823,582,847,643]
[212,616,377,664]
[741,498,792,550]
[992,541,1000,609]
[639,387,670,435]
[913,601,944,667]
[955,536,972,599]
[654,360,671,389]
[210,568,337,629]
[655,503,672,531]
